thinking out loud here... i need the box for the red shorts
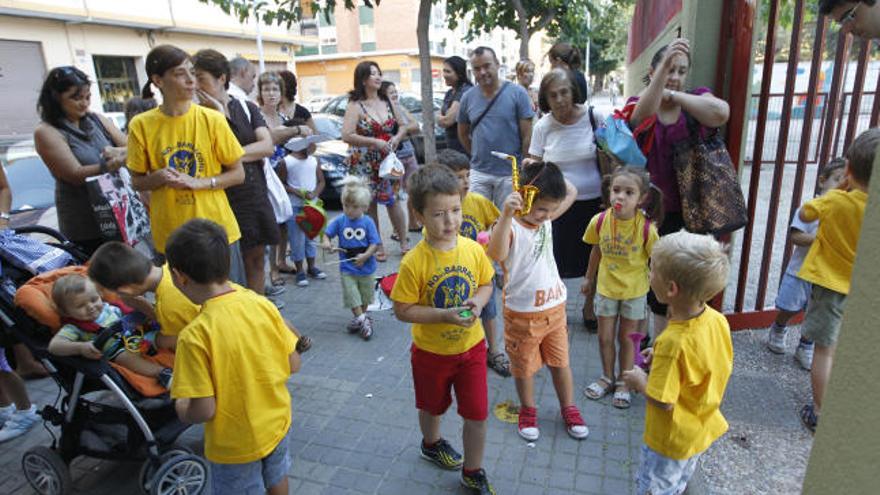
[410,340,488,421]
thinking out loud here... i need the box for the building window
[296,45,319,56]
[383,70,401,84]
[318,11,336,26]
[358,5,374,24]
[92,56,139,113]
[321,44,338,54]
[361,42,376,52]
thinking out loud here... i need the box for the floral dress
[345,101,397,199]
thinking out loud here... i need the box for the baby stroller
[0,226,208,495]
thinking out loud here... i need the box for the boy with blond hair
[391,165,496,494]
[166,219,300,494]
[796,128,877,432]
[622,231,732,495]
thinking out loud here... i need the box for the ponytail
[141,80,154,99]
[641,183,665,227]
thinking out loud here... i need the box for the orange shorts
[503,303,570,378]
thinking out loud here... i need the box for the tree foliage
[200,0,380,26]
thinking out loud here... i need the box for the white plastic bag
[264,159,293,223]
[378,152,405,180]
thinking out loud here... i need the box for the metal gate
[716,0,876,330]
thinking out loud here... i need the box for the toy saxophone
[491,151,537,215]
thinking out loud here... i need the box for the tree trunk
[417,0,436,164]
[519,33,530,60]
[511,0,531,60]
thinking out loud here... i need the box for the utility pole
[585,6,591,101]
[253,0,266,73]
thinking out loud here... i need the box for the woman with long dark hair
[126,44,246,282]
[341,61,410,260]
[34,66,128,254]
[437,55,473,154]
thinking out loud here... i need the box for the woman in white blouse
[527,68,605,328]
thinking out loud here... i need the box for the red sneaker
[518,406,539,441]
[562,405,589,440]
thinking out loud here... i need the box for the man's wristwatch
[210,177,218,189]
[0,212,10,221]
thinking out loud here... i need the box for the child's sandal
[612,382,631,409]
[584,376,614,400]
[296,335,313,353]
[800,404,818,433]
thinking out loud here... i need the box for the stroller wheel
[21,446,72,495]
[149,454,209,495]
[139,447,195,494]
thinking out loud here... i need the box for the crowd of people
[0,3,875,490]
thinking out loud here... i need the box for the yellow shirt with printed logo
[391,237,494,355]
[171,285,297,464]
[798,189,867,295]
[154,264,200,337]
[127,105,243,252]
[460,193,500,240]
[644,307,732,460]
[583,209,658,300]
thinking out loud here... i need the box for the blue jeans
[209,425,292,494]
[286,216,315,263]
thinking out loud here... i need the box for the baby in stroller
[47,274,173,389]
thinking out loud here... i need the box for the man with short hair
[819,0,880,39]
[228,56,256,101]
[458,46,535,208]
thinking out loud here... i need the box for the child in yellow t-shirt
[165,219,300,494]
[582,166,661,409]
[390,165,496,494]
[622,231,732,495]
[796,128,876,433]
[435,148,512,378]
[88,241,311,354]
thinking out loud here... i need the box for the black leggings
[551,198,604,279]
[647,211,686,316]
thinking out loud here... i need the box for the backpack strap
[642,217,652,249]
[588,106,598,147]
[59,300,134,334]
[595,209,607,236]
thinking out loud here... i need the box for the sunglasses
[53,66,88,84]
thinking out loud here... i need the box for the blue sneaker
[0,405,39,443]
[307,267,327,280]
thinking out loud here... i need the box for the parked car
[3,146,58,230]
[318,93,447,163]
[305,95,335,113]
[308,113,349,206]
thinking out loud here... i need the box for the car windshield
[6,157,55,211]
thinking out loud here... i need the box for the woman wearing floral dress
[341,61,409,260]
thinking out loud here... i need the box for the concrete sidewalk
[1,210,812,494]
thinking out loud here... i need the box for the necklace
[425,237,464,309]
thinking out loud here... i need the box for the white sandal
[584,376,614,400]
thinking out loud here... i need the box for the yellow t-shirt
[171,286,297,464]
[644,306,733,460]
[127,105,244,252]
[798,189,868,295]
[460,192,500,240]
[390,237,494,355]
[155,264,200,337]
[583,209,659,300]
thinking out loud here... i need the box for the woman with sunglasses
[34,66,129,254]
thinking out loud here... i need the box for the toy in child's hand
[629,333,647,369]
[458,309,474,319]
[491,151,538,216]
[476,231,490,246]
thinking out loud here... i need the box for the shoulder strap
[588,106,598,145]
[471,82,509,133]
[234,97,253,124]
[642,217,651,248]
[596,209,607,236]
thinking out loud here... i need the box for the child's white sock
[357,313,367,322]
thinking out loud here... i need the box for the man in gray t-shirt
[458,47,535,207]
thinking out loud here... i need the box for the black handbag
[672,114,748,235]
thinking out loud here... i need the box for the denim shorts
[209,425,292,494]
[774,273,812,313]
[635,445,701,495]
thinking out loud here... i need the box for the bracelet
[210,177,217,189]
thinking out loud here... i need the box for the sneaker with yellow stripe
[419,438,463,470]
